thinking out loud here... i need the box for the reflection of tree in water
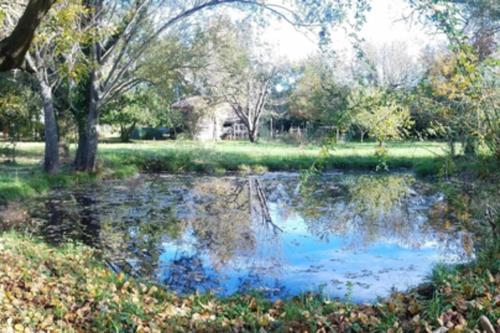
[270,174,465,251]
[186,177,255,269]
[163,252,220,294]
[249,177,283,234]
[183,177,283,267]
[425,180,500,257]
[100,205,183,277]
[74,192,101,246]
[30,189,101,247]
[248,177,285,279]
[168,176,285,292]
[30,176,286,288]
[22,173,482,300]
[340,175,414,246]
[98,179,184,277]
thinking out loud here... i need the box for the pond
[26,172,472,302]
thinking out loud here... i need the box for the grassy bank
[0,142,138,203]
[0,232,497,332]
[0,166,137,204]
[1,140,496,203]
[0,141,447,202]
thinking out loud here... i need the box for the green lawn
[3,140,451,173]
[0,140,453,203]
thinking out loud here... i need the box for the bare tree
[360,41,423,89]
[187,17,277,143]
[223,67,276,142]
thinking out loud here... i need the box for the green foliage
[0,8,5,28]
[101,88,170,142]
[409,0,500,159]
[350,88,414,147]
[290,57,352,136]
[0,176,38,203]
[0,170,99,204]
[31,0,90,80]
[418,45,499,158]
[0,73,42,155]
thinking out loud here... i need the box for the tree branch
[0,0,56,71]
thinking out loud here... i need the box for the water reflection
[26,173,471,302]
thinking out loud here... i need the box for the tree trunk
[360,131,365,143]
[248,131,256,143]
[75,101,98,172]
[463,136,477,157]
[39,79,59,174]
[74,118,87,168]
[335,128,340,143]
[120,122,136,142]
[74,72,99,172]
[248,126,258,143]
[246,120,259,143]
[119,125,128,142]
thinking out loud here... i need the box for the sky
[256,0,446,62]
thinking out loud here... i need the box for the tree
[30,0,87,173]
[0,0,56,71]
[358,41,423,89]
[417,46,499,158]
[0,72,41,162]
[409,0,499,60]
[135,29,216,137]
[101,88,164,142]
[196,18,278,143]
[290,57,351,141]
[224,66,276,143]
[350,88,413,147]
[2,0,88,173]
[69,0,368,171]
[348,88,376,143]
[409,0,500,158]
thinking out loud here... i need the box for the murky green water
[26,172,471,302]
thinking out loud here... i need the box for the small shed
[172,97,248,141]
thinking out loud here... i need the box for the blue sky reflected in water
[29,172,471,302]
[154,173,469,302]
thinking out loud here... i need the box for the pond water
[26,172,472,302]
